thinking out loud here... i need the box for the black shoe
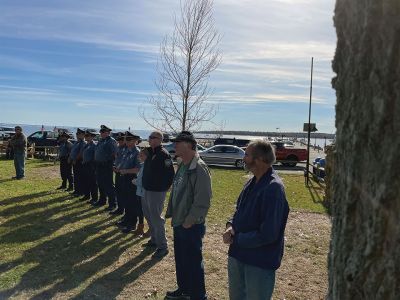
[165,289,190,300]
[93,200,106,207]
[152,248,169,259]
[109,208,124,215]
[121,226,135,233]
[16,176,25,180]
[12,176,18,180]
[65,186,74,191]
[142,240,157,248]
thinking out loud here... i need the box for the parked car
[198,145,245,168]
[214,137,251,148]
[27,130,75,148]
[271,142,308,167]
[0,126,15,140]
[164,143,207,159]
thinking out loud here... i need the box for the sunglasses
[148,136,160,139]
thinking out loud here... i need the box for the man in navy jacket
[223,140,289,300]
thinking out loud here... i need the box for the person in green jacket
[165,131,212,300]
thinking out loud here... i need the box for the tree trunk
[329,0,400,299]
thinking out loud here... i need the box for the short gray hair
[151,131,163,140]
[248,140,276,165]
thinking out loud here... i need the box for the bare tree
[140,0,222,133]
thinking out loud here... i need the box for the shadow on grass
[0,178,14,184]
[0,191,54,206]
[307,179,330,213]
[0,190,162,299]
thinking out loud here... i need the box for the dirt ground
[5,162,331,299]
[65,211,330,300]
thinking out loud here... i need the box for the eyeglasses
[148,136,159,140]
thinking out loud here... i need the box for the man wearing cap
[69,128,86,197]
[118,131,142,233]
[57,131,73,190]
[111,132,127,215]
[165,131,212,300]
[142,131,175,258]
[81,130,98,202]
[9,125,27,179]
[223,140,289,300]
[94,125,118,209]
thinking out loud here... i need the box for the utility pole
[306,57,314,185]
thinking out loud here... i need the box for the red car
[272,142,308,167]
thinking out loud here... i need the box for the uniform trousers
[96,161,116,207]
[142,190,168,250]
[82,162,98,200]
[72,160,84,195]
[115,173,124,211]
[121,175,143,227]
[59,157,73,188]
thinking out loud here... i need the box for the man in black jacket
[142,131,175,259]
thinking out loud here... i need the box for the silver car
[199,145,245,168]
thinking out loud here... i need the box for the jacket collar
[178,153,200,171]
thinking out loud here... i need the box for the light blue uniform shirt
[119,146,140,170]
[95,136,117,162]
[70,140,86,161]
[82,142,96,164]
[59,141,72,158]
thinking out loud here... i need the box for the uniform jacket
[228,168,289,270]
[166,153,212,227]
[142,145,174,192]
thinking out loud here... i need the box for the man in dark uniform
[81,130,98,202]
[57,131,73,190]
[69,128,86,197]
[93,125,117,210]
[118,131,142,233]
[111,132,127,215]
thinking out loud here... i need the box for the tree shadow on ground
[0,191,162,299]
[307,179,330,213]
[0,178,14,184]
[0,191,54,206]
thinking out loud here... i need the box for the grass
[0,159,328,299]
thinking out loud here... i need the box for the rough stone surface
[329,0,400,299]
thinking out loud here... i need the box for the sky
[0,0,337,133]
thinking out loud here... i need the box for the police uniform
[119,131,142,233]
[70,128,87,196]
[94,125,118,209]
[81,131,98,202]
[57,132,73,190]
[112,132,127,215]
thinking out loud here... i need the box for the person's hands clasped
[223,226,235,244]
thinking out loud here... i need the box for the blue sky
[0,0,337,133]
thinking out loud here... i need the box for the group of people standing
[7,124,290,300]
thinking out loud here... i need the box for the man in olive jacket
[165,131,212,300]
[9,126,27,179]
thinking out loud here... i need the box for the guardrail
[304,162,326,187]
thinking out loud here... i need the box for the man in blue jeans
[165,131,212,300]
[223,140,289,300]
[9,126,27,180]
